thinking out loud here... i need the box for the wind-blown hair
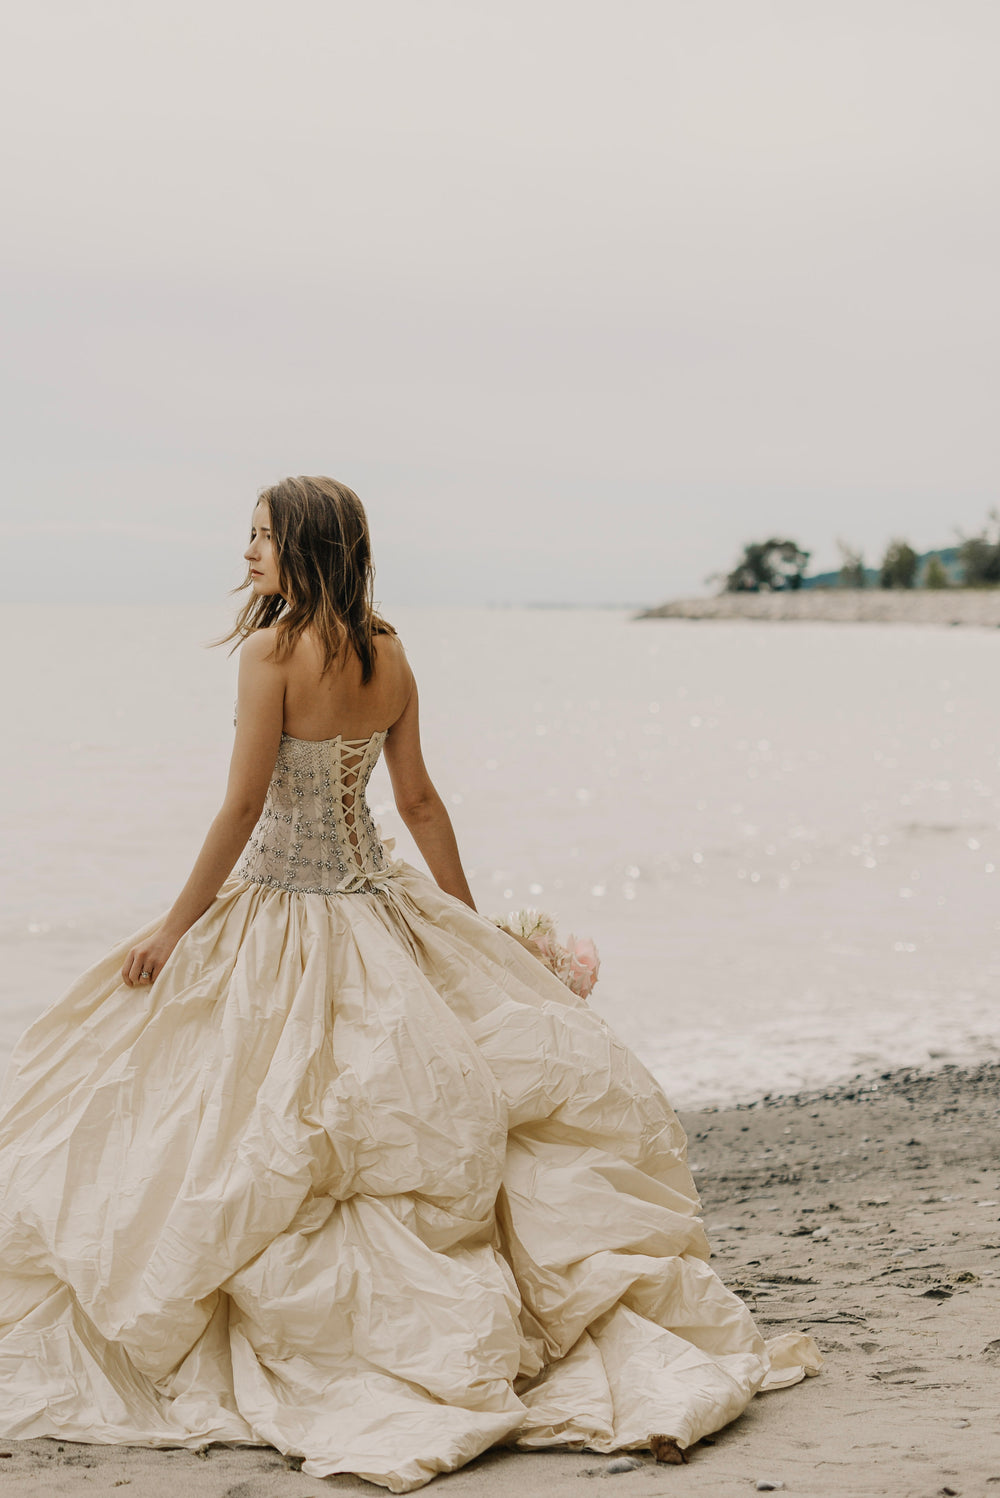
[222,476,395,683]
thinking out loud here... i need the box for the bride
[0,476,818,1492]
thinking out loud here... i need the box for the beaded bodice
[237,731,393,895]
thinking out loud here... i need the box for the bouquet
[493,908,601,1000]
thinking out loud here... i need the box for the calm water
[2,604,999,1107]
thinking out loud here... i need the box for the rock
[982,1339,1000,1364]
[755,1482,785,1492]
[606,1456,643,1474]
[649,1435,688,1464]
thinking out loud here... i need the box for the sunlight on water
[2,604,999,1107]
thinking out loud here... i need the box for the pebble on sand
[606,1456,644,1474]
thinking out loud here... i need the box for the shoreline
[3,1061,997,1497]
[637,588,1000,626]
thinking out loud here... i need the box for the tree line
[721,511,1000,593]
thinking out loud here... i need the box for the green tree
[724,538,811,593]
[958,510,1000,586]
[922,554,951,589]
[837,541,867,589]
[879,539,918,589]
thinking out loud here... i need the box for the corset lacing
[237,731,397,895]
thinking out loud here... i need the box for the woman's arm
[383,677,476,911]
[122,632,285,987]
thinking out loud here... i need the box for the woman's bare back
[279,629,413,742]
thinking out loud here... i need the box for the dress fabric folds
[0,731,819,1492]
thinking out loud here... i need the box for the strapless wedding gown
[0,731,818,1491]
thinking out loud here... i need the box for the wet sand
[3,1062,998,1497]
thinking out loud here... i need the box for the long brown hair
[221,476,394,683]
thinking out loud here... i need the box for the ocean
[2,603,999,1108]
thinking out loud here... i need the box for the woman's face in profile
[244,502,281,596]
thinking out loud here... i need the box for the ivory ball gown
[0,730,819,1492]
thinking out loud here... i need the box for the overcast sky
[3,1,998,606]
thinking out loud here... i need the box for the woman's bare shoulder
[373,630,410,673]
[369,632,412,722]
[240,626,282,663]
[374,626,405,655]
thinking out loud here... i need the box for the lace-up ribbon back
[238,731,396,894]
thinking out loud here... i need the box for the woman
[0,477,818,1492]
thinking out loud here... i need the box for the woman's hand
[122,926,181,988]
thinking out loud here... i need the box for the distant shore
[638,588,1000,626]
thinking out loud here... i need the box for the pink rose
[564,934,601,998]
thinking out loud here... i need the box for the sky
[2,0,998,606]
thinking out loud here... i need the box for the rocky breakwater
[638,589,1000,626]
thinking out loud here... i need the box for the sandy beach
[3,1061,996,1498]
[638,589,1000,627]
